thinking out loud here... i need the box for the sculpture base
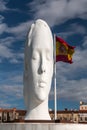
[0,123,87,130]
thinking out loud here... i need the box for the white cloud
[6,21,33,39]
[0,20,32,46]
[0,23,7,34]
[0,37,15,46]
[73,49,87,68]
[0,20,32,40]
[82,36,87,47]
[56,48,87,80]
[0,83,23,108]
[68,23,86,35]
[0,44,14,58]
[0,101,11,108]
[57,78,87,101]
[0,84,23,100]
[0,20,32,62]
[0,59,2,63]
[57,23,86,40]
[0,20,32,37]
[0,0,20,12]
[0,35,24,62]
[7,75,23,84]
[0,15,4,23]
[0,42,24,63]
[29,0,87,26]
[0,0,8,12]
[9,58,21,64]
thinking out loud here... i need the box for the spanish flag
[56,36,75,64]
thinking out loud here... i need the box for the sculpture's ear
[27,23,35,47]
[24,23,35,80]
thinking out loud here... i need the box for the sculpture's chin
[35,92,47,103]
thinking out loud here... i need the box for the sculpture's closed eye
[32,52,39,60]
[46,52,52,61]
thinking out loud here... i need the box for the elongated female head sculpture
[23,19,53,120]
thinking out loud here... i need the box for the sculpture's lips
[39,81,46,88]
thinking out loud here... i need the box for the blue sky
[0,0,87,110]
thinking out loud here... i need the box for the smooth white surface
[23,19,53,120]
[0,123,87,130]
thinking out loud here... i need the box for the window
[80,117,82,121]
[85,117,87,121]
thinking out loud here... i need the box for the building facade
[80,101,87,110]
[0,108,26,123]
[0,105,87,123]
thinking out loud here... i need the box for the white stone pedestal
[0,123,87,130]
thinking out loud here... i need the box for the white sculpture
[23,19,53,120]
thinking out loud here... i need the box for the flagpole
[54,34,57,120]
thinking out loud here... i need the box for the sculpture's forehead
[33,23,50,36]
[31,33,53,50]
[31,23,53,48]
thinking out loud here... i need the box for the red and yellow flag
[56,36,75,64]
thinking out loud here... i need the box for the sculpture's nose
[38,56,46,74]
[41,63,45,73]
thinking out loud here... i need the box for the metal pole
[53,34,57,120]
